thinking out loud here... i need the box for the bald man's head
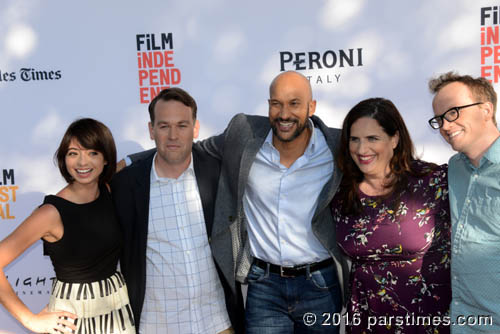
[268,71,316,143]
[269,71,313,101]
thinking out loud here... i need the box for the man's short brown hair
[429,71,497,125]
[148,87,197,124]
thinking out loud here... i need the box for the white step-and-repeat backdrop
[1,0,499,332]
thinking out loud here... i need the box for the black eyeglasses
[428,102,484,129]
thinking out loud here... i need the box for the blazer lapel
[310,116,342,220]
[237,137,265,203]
[133,154,154,244]
[237,120,270,204]
[192,146,219,238]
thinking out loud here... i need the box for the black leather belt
[254,258,333,278]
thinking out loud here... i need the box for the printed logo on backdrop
[136,33,181,103]
[0,169,17,220]
[481,6,500,83]
[6,275,56,296]
[0,68,62,82]
[279,48,363,84]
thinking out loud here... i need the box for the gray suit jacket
[199,113,350,304]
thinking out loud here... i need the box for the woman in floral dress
[331,98,451,333]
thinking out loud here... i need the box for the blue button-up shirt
[448,137,500,332]
[243,120,333,266]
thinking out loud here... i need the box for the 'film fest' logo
[136,33,181,103]
[481,6,500,83]
[0,169,17,220]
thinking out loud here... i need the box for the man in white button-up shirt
[200,71,349,333]
[112,88,244,334]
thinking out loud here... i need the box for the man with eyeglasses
[428,72,500,332]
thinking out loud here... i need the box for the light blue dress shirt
[243,120,333,266]
[448,137,500,332]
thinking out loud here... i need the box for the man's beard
[271,116,309,143]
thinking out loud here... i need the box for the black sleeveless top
[42,185,122,283]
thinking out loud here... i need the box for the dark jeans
[245,262,342,333]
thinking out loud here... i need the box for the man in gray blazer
[200,71,349,333]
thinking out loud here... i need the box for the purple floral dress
[332,161,451,333]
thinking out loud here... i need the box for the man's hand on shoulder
[116,159,127,172]
[115,148,157,174]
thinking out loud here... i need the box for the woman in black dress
[0,118,135,334]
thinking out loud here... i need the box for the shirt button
[454,301,459,305]
[474,174,478,179]
[466,199,471,204]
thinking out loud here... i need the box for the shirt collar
[483,136,500,164]
[459,136,500,168]
[263,118,317,155]
[150,152,195,183]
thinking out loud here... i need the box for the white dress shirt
[139,154,231,334]
[243,120,333,266]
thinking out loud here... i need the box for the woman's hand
[25,306,77,334]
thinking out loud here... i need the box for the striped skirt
[48,272,135,334]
